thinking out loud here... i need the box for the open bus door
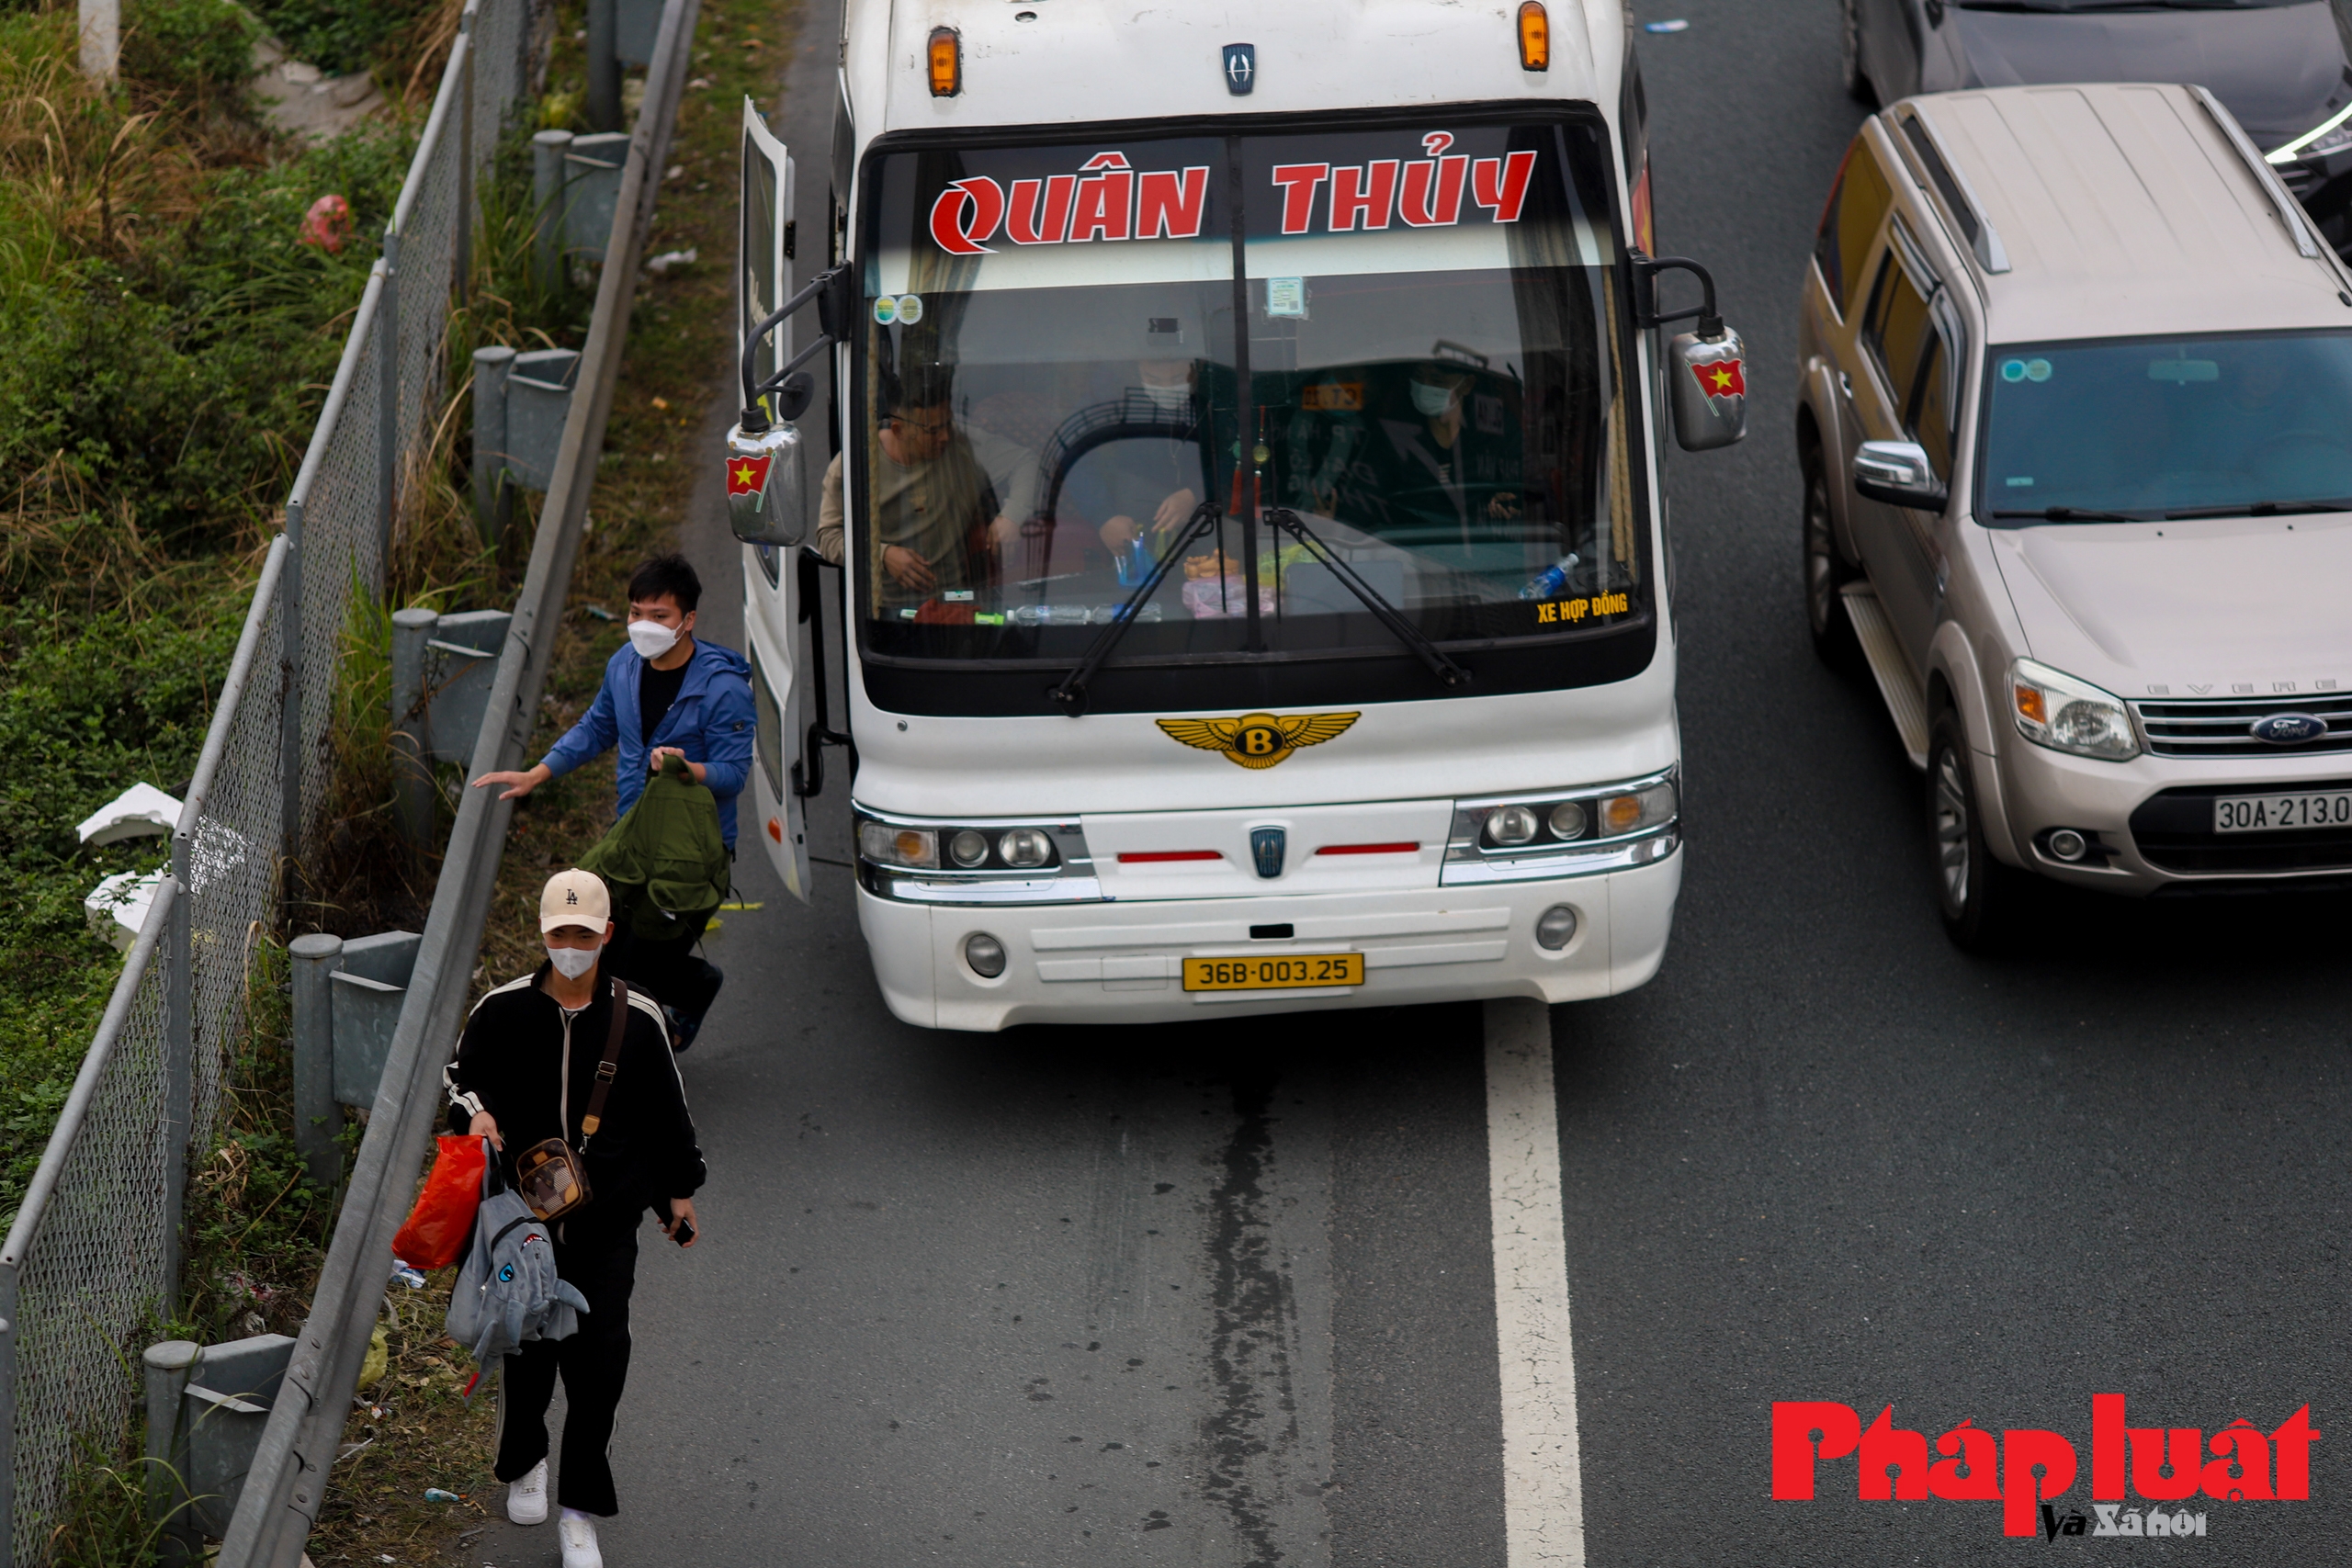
[733,99,813,903]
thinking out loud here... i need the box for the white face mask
[1139,365,1193,412]
[545,943,600,979]
[628,619,679,660]
[1410,380,1457,418]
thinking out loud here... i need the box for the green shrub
[121,0,259,95]
[251,0,432,78]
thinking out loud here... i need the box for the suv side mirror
[1668,328,1748,451]
[1851,440,1949,510]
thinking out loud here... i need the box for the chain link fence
[0,4,537,1560]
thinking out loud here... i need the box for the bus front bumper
[853,848,1682,1032]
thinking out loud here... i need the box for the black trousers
[605,914,720,1029]
[495,1232,637,1516]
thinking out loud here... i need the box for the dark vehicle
[1838,0,2352,255]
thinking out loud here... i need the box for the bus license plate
[2214,790,2352,832]
[1182,953,1366,992]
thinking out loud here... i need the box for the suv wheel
[1803,446,1860,671]
[1838,0,1873,104]
[1928,709,2021,952]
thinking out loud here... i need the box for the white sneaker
[559,1512,604,1568]
[505,1460,548,1525]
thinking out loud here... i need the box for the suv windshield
[1982,332,2352,521]
[850,119,1645,687]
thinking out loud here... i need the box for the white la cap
[539,868,612,933]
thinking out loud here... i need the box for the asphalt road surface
[470,3,2352,1563]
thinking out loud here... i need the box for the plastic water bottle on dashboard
[1517,553,1581,601]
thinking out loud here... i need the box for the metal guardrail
[0,2,533,1560]
[215,0,703,1559]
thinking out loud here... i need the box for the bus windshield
[849,118,1645,684]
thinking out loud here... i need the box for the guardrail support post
[288,935,345,1189]
[164,853,192,1310]
[587,0,619,130]
[533,130,572,296]
[143,1340,200,1567]
[391,610,438,851]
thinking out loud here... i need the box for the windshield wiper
[1048,503,1222,716]
[1989,506,2145,521]
[1261,508,1472,690]
[2160,498,2352,519]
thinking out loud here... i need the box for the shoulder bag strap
[578,976,630,1143]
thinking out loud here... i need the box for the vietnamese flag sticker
[727,453,773,496]
[1694,357,1746,399]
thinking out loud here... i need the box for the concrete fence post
[533,130,572,296]
[472,345,516,543]
[391,610,439,851]
[587,0,620,130]
[77,0,117,80]
[142,1340,200,1567]
[288,935,345,1189]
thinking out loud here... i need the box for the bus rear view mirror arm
[1852,440,1948,510]
[1632,251,1748,452]
[726,264,854,547]
[737,263,855,431]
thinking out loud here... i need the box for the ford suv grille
[2130,694,2352,758]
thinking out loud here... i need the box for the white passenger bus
[723,0,1748,1029]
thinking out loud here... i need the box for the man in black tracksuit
[443,868,705,1567]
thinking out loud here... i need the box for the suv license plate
[2213,791,2352,832]
[1182,953,1366,992]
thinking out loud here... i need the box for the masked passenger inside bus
[1336,358,1522,553]
[816,361,1040,610]
[1086,360,1210,564]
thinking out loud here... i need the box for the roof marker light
[928,27,960,97]
[1518,2,1549,72]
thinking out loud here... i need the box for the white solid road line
[1484,996,1587,1568]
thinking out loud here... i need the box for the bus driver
[816,362,1037,609]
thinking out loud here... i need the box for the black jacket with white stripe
[444,963,706,1248]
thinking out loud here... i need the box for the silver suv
[1797,83,2352,947]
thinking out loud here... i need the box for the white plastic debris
[1643,17,1690,31]
[85,870,164,952]
[644,247,698,276]
[75,783,183,846]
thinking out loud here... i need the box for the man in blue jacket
[474,554,752,1046]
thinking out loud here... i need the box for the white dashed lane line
[1484,996,1587,1568]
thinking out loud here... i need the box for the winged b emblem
[1154,711,1360,769]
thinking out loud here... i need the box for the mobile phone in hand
[671,1215,695,1247]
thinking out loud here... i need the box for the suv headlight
[2267,103,2352,165]
[2009,658,2138,761]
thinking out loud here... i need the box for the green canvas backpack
[576,753,729,939]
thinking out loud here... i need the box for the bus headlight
[1485,805,1541,846]
[999,828,1056,868]
[947,829,990,867]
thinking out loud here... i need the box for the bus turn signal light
[928,27,960,96]
[1518,2,1549,71]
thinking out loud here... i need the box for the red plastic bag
[392,1135,489,1271]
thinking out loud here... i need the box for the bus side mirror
[1668,326,1747,452]
[725,420,807,546]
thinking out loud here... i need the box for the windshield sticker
[2149,358,2219,382]
[1265,276,1307,318]
[1269,145,1537,236]
[1533,591,1631,626]
[872,294,922,324]
[894,294,922,323]
[2006,476,2033,488]
[927,152,1215,255]
[1301,380,1363,412]
[1999,356,2053,384]
[872,295,898,324]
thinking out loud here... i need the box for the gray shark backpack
[446,1143,589,1393]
